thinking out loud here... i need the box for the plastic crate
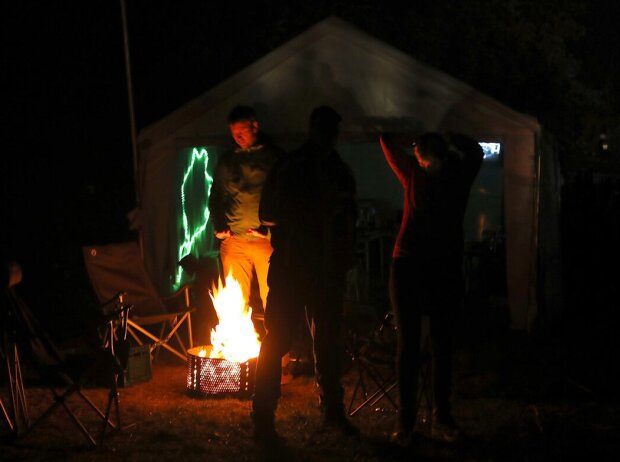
[121,344,152,387]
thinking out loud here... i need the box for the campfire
[187,271,261,396]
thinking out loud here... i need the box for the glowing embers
[187,346,256,396]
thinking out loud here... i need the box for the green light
[174,147,214,287]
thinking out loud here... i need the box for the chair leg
[127,326,143,346]
[23,369,121,448]
[349,358,398,416]
[347,356,368,416]
[173,331,187,356]
[59,394,97,447]
[127,320,187,361]
[24,384,98,446]
[346,331,399,417]
[3,344,30,434]
[186,313,193,349]
[1,398,14,433]
[170,312,193,355]
[99,384,120,445]
[77,389,117,431]
[368,378,398,409]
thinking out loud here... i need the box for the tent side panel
[503,131,538,330]
[140,139,178,293]
[536,133,563,326]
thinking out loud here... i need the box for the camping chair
[346,312,399,416]
[82,241,195,362]
[1,262,28,436]
[1,261,129,446]
[346,313,434,424]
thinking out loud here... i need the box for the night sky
[4,1,619,315]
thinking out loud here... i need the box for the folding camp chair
[346,313,434,425]
[82,241,195,362]
[1,264,28,436]
[347,312,399,416]
[1,261,129,446]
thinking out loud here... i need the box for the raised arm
[447,133,484,181]
[379,133,414,187]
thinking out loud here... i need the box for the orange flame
[206,271,261,363]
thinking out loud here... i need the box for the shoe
[321,409,360,437]
[430,419,461,444]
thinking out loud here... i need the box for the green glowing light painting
[174,147,216,289]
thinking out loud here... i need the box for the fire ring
[186,346,257,397]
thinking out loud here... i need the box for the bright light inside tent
[479,142,501,161]
[175,147,214,286]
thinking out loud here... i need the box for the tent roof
[138,15,540,146]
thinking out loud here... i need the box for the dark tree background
[124,0,619,169]
[4,0,619,341]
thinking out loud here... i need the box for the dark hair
[228,105,257,124]
[309,105,342,130]
[414,132,448,160]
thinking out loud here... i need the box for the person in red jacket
[380,131,483,445]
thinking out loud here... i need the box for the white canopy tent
[136,16,562,331]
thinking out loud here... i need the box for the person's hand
[246,228,268,238]
[215,230,231,240]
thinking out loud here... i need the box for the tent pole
[119,0,143,258]
[528,133,543,332]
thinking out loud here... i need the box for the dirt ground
[3,301,619,462]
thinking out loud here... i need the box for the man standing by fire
[208,105,283,319]
[251,106,358,442]
[380,131,483,446]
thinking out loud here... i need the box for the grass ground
[2,295,619,462]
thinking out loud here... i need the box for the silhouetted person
[251,106,358,443]
[380,131,483,445]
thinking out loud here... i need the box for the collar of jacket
[234,144,264,154]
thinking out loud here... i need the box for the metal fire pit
[186,346,257,397]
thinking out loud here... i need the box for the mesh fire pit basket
[187,346,257,397]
